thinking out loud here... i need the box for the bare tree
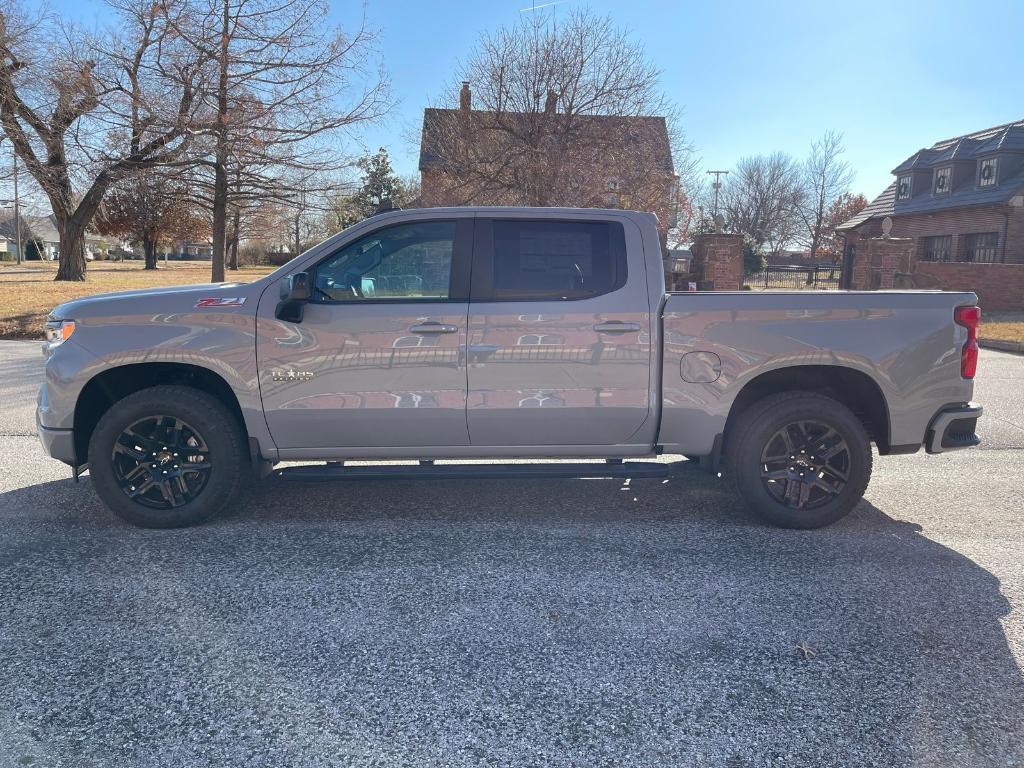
[420,9,695,232]
[167,0,389,282]
[797,131,854,262]
[0,0,209,280]
[721,152,803,252]
[94,168,208,269]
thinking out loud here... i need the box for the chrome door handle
[593,321,641,333]
[410,322,458,334]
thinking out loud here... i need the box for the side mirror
[275,272,311,322]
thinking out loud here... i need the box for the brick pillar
[690,233,743,291]
[849,237,915,290]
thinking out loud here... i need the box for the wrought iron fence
[745,264,841,290]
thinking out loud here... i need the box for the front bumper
[37,411,76,466]
[926,402,983,454]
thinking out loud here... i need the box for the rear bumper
[926,402,983,454]
[37,413,76,466]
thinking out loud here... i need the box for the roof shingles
[840,119,1024,230]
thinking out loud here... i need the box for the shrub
[25,239,44,260]
[742,236,766,277]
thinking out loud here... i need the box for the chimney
[459,81,471,114]
[544,89,558,115]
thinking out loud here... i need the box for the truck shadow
[1,472,1022,765]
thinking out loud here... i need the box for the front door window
[314,221,455,301]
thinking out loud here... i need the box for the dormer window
[979,158,997,187]
[897,174,912,200]
[934,167,951,194]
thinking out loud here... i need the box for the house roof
[418,108,675,175]
[835,182,896,231]
[892,119,1024,173]
[839,119,1024,231]
[23,214,60,242]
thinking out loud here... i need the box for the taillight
[954,306,981,379]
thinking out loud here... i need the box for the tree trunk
[209,0,230,284]
[228,207,240,270]
[143,235,158,270]
[54,223,87,282]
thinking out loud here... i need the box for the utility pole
[706,169,729,219]
[13,152,21,265]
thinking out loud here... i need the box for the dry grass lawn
[979,312,1024,344]
[0,261,274,339]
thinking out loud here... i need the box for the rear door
[257,215,473,451]
[466,215,652,446]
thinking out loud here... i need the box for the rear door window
[474,219,627,301]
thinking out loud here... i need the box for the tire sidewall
[87,387,244,528]
[730,395,872,529]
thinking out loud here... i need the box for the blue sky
[52,0,1024,200]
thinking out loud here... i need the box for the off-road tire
[724,391,872,529]
[87,385,247,528]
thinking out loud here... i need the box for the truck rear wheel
[725,391,872,529]
[87,385,247,528]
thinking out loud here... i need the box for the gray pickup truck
[38,207,983,529]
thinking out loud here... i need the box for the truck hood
[50,281,264,320]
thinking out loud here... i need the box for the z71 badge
[195,297,247,308]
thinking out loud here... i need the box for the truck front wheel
[725,392,872,529]
[87,385,247,528]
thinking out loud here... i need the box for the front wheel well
[724,365,891,453]
[74,363,248,464]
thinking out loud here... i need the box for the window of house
[934,167,951,194]
[921,235,952,262]
[518,391,565,408]
[960,232,999,263]
[314,221,455,301]
[393,392,438,408]
[979,158,998,187]
[393,335,438,348]
[897,175,912,200]
[517,334,564,346]
[485,219,627,301]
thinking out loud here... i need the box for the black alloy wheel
[758,420,850,510]
[111,416,212,509]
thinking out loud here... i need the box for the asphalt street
[1,340,1022,768]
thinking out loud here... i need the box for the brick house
[417,83,679,238]
[836,119,1024,309]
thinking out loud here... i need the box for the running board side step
[275,461,675,482]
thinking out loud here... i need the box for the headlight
[43,319,76,352]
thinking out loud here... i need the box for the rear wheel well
[724,365,891,453]
[74,363,248,464]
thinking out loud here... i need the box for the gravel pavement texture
[1,341,1022,768]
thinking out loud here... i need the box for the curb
[980,339,1024,354]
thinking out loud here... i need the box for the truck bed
[656,290,978,456]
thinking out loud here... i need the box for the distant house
[165,240,213,260]
[768,249,815,265]
[417,83,679,236]
[837,119,1024,264]
[23,214,60,259]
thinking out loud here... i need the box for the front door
[257,216,473,451]
[466,216,652,446]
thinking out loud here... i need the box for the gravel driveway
[1,341,1022,768]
